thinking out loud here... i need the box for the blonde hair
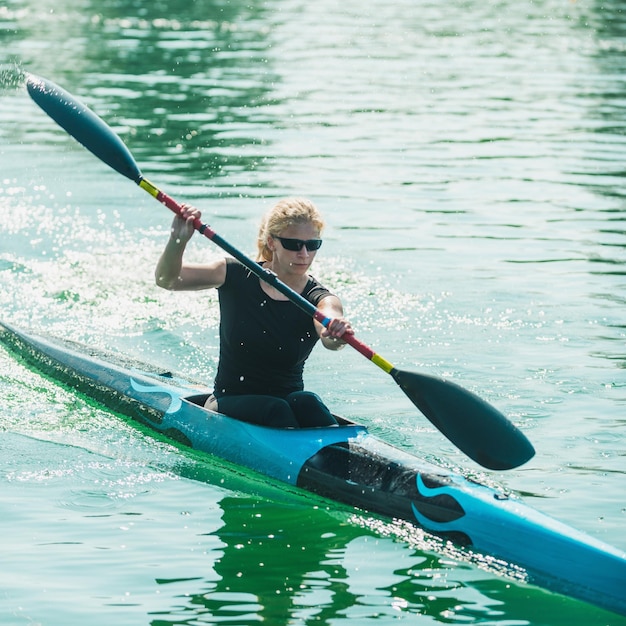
[256,197,325,262]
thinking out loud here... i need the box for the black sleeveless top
[213,259,333,398]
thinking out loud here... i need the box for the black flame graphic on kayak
[411,473,511,546]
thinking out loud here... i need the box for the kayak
[1,320,625,616]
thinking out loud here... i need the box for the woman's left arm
[315,295,354,351]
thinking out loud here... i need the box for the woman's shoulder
[304,274,334,305]
[223,257,245,274]
[221,258,257,288]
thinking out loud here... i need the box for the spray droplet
[0,64,26,91]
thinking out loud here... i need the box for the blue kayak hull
[1,321,624,616]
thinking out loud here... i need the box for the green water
[1,0,625,624]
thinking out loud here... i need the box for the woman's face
[269,221,322,275]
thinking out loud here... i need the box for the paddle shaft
[25,73,535,469]
[138,177,394,373]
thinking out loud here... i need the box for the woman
[155,197,353,428]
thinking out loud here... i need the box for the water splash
[0,62,27,92]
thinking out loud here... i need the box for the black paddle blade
[392,369,535,470]
[26,74,142,183]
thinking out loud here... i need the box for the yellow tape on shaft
[139,178,159,198]
[372,353,394,374]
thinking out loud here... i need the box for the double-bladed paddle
[25,73,535,470]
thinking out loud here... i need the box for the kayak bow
[1,321,624,617]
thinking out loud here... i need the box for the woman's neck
[261,261,309,298]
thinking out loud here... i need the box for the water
[1,0,625,623]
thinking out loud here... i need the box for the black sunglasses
[274,236,323,252]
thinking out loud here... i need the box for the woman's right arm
[155,205,227,291]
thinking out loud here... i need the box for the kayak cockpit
[182,392,360,428]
